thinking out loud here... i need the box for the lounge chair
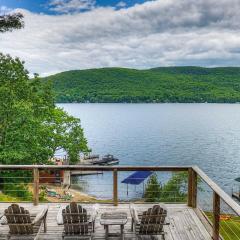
[3,203,48,240]
[130,204,169,240]
[60,202,98,239]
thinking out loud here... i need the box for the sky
[0,0,240,76]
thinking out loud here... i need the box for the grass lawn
[0,193,19,202]
[205,212,240,240]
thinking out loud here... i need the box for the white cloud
[116,1,127,8]
[1,0,240,76]
[48,0,96,13]
[0,6,13,14]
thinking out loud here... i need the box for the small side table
[100,211,128,239]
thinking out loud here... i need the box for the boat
[92,154,119,165]
[83,154,99,160]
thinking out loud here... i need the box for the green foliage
[0,53,88,165]
[49,108,89,164]
[3,183,32,201]
[160,172,188,202]
[0,193,19,202]
[42,67,240,103]
[0,53,89,198]
[0,13,24,33]
[144,172,188,203]
[39,186,47,202]
[144,173,162,202]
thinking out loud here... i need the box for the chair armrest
[32,206,48,225]
[129,204,140,224]
[0,214,7,225]
[56,206,64,225]
[91,203,99,221]
[163,222,170,225]
[88,215,93,223]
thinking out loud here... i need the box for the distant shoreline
[41,67,240,104]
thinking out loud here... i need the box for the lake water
[58,103,240,202]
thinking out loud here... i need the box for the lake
[58,103,240,202]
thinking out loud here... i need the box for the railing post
[212,192,220,240]
[188,168,193,207]
[113,169,118,206]
[188,168,197,208]
[33,168,39,206]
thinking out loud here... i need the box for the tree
[160,172,188,202]
[49,108,89,164]
[0,13,24,33]
[144,172,188,203]
[144,173,162,202]
[0,53,89,165]
[0,54,89,198]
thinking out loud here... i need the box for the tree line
[42,67,240,103]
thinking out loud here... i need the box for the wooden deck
[0,203,212,240]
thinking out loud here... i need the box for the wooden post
[33,168,39,206]
[113,169,118,206]
[188,168,193,207]
[192,169,197,208]
[212,192,220,240]
[63,170,71,187]
[188,168,197,208]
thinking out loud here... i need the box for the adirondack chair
[130,204,169,240]
[3,204,48,240]
[62,202,97,240]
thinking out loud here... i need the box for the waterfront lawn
[205,212,240,240]
[0,193,19,202]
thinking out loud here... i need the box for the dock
[71,170,103,175]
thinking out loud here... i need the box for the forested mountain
[41,67,240,103]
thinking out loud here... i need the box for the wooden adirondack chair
[4,204,48,240]
[62,202,95,240]
[130,204,169,240]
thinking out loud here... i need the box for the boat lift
[121,171,153,196]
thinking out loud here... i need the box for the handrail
[193,166,240,216]
[1,164,240,240]
[0,165,190,171]
[1,165,239,212]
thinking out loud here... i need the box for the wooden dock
[71,170,103,176]
[0,203,212,240]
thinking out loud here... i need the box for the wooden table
[100,211,128,239]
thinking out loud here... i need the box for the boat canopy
[234,177,240,182]
[121,171,153,185]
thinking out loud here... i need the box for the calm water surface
[57,103,240,200]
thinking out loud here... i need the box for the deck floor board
[0,203,212,240]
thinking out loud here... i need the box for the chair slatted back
[4,204,33,235]
[138,205,167,234]
[62,202,89,235]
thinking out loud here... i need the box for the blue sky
[0,0,147,13]
[0,0,240,76]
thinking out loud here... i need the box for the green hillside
[41,67,240,103]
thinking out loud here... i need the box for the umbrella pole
[142,181,145,197]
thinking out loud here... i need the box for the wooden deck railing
[0,165,239,240]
